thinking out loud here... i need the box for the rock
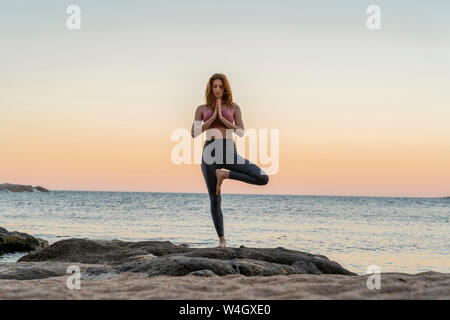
[18,238,190,265]
[163,246,353,275]
[0,183,49,192]
[118,255,328,277]
[119,255,237,276]
[18,238,357,277]
[37,238,49,249]
[232,258,314,276]
[34,186,49,192]
[0,261,116,280]
[0,227,49,254]
[188,269,217,277]
[125,254,157,264]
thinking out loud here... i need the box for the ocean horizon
[21,188,450,198]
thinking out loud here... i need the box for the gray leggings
[201,138,269,237]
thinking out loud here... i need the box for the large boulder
[18,238,357,276]
[18,238,190,265]
[0,183,49,192]
[0,227,49,254]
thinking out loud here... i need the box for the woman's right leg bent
[224,145,269,186]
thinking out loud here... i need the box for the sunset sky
[1,1,449,197]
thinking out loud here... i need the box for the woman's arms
[190,102,245,139]
[191,105,217,138]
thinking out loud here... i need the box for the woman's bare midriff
[205,127,234,140]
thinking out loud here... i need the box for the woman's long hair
[205,73,235,111]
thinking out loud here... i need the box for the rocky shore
[16,238,357,277]
[0,227,449,299]
[0,183,49,192]
[0,227,49,254]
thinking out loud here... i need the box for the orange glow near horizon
[1,118,449,197]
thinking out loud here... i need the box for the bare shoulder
[197,104,207,114]
[193,104,207,120]
[233,103,241,114]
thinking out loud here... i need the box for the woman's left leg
[202,140,227,247]
[201,158,225,238]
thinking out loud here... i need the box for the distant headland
[0,183,49,192]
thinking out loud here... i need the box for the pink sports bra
[202,105,234,128]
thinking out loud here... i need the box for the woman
[190,73,269,248]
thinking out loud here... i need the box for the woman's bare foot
[214,238,227,248]
[215,169,229,195]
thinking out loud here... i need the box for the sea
[0,190,448,275]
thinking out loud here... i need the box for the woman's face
[212,79,224,100]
